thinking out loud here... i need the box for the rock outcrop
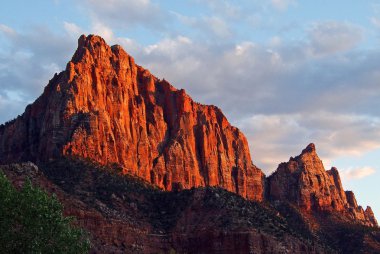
[0,35,264,200]
[345,191,378,226]
[267,143,378,227]
[365,206,378,227]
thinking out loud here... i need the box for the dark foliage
[0,171,90,254]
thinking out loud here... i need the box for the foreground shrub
[0,171,90,253]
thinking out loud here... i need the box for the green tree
[0,171,90,253]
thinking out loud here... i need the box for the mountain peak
[268,144,377,227]
[71,34,108,63]
[301,143,316,154]
[76,34,129,56]
[0,34,264,201]
[71,34,131,66]
[76,34,109,56]
[78,34,106,48]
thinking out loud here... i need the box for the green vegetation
[0,171,90,254]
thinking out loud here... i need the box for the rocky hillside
[0,35,263,201]
[1,160,379,253]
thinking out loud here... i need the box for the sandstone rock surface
[267,143,378,227]
[0,35,264,200]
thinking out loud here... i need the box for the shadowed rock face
[267,143,378,227]
[0,35,264,201]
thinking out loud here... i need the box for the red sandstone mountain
[0,34,379,252]
[267,143,378,227]
[0,34,264,200]
[0,35,377,226]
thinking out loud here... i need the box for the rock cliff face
[0,35,264,200]
[267,143,378,227]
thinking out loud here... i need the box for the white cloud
[204,16,231,38]
[0,93,26,124]
[271,0,296,11]
[63,22,83,38]
[237,113,380,173]
[0,24,16,37]
[371,17,380,28]
[340,166,376,181]
[174,13,232,39]
[91,22,115,42]
[308,21,363,56]
[0,24,77,124]
[234,41,255,56]
[83,0,167,31]
[65,21,141,57]
[144,36,192,56]
[199,0,242,19]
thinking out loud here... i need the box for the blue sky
[0,0,380,218]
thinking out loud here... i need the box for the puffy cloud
[82,0,168,31]
[237,113,380,173]
[174,13,233,40]
[308,21,363,56]
[0,94,25,124]
[203,0,242,19]
[137,31,380,119]
[271,0,296,11]
[340,166,376,181]
[203,16,231,38]
[63,22,84,38]
[370,17,380,28]
[370,3,380,28]
[0,24,77,124]
[0,24,16,37]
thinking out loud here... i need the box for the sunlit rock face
[267,143,378,227]
[0,35,264,201]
